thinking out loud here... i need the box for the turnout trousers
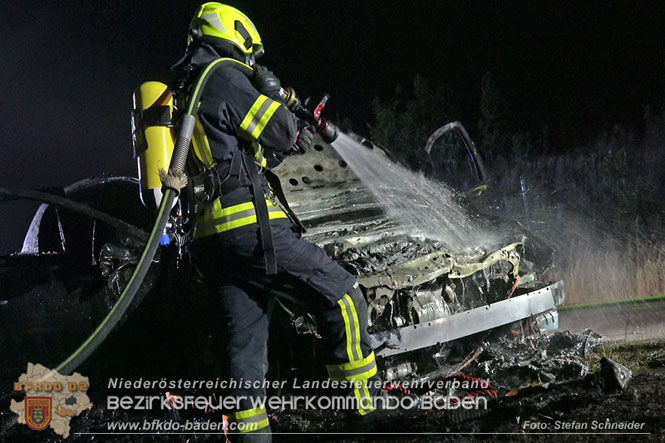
[192,219,379,441]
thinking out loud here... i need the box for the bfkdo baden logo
[25,397,52,431]
[10,363,93,438]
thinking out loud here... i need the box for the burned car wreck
[268,130,565,384]
[1,126,576,438]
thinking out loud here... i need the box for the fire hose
[49,63,339,377]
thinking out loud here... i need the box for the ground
[2,337,664,442]
[268,339,665,442]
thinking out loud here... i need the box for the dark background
[1,1,664,252]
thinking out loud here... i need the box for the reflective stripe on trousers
[229,405,270,433]
[326,293,378,415]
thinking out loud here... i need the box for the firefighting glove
[253,64,282,100]
[292,126,314,154]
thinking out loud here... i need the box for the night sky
[1,1,664,252]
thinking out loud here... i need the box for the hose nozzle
[281,87,339,143]
[317,119,339,143]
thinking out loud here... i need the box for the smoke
[492,120,665,304]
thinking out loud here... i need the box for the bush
[370,75,454,169]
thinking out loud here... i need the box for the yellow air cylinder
[131,82,176,209]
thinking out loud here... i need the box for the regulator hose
[51,58,253,376]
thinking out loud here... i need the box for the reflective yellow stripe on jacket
[195,198,288,239]
[192,103,268,169]
[240,95,281,141]
[251,141,267,168]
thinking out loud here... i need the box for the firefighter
[171,3,379,440]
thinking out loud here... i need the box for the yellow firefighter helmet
[188,2,264,59]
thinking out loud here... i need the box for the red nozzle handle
[313,94,330,121]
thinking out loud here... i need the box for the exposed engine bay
[271,134,565,382]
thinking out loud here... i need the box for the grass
[556,295,665,312]
[590,340,665,373]
[489,115,665,305]
[548,239,665,304]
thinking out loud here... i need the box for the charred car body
[270,127,564,382]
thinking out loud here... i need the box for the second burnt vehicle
[0,118,564,396]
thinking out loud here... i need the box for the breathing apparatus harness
[175,58,288,274]
[49,57,340,377]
